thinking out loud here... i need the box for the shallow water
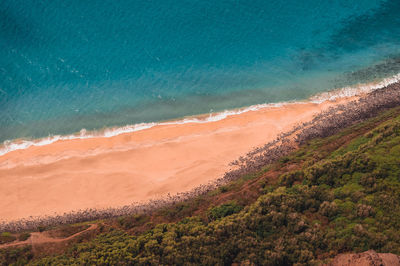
[1,0,400,143]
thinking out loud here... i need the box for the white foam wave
[310,73,400,103]
[1,73,400,157]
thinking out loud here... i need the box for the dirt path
[329,250,400,266]
[0,224,98,249]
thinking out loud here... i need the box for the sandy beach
[0,97,354,222]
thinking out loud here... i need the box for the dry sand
[0,98,353,221]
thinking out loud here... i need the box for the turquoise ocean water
[1,0,400,150]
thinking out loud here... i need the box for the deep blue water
[1,0,400,142]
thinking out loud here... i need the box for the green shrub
[207,201,243,221]
[18,233,31,241]
[0,232,17,244]
[1,232,11,238]
[0,247,33,265]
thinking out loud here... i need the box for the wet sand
[0,98,353,221]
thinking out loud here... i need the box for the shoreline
[0,99,346,221]
[1,79,400,230]
[1,73,400,158]
[0,80,400,231]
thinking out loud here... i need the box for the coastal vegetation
[0,233,16,245]
[2,87,400,264]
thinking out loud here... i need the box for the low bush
[0,232,16,244]
[207,201,243,221]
